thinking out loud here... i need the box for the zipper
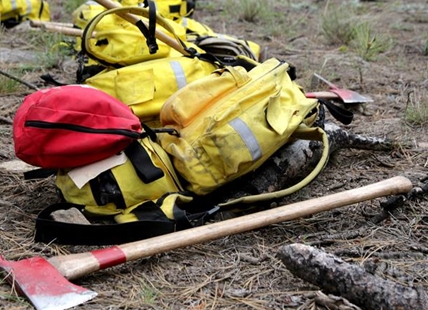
[25,120,141,139]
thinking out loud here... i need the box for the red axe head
[0,255,97,310]
[306,73,373,104]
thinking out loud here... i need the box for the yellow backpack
[158,58,330,201]
[74,2,262,72]
[0,0,50,27]
[83,55,218,125]
[55,136,187,222]
[79,5,190,68]
[35,131,205,245]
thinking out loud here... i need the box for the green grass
[405,89,428,127]
[29,31,75,69]
[222,0,301,38]
[0,279,30,306]
[423,39,428,56]
[137,278,160,305]
[225,0,264,22]
[320,4,359,45]
[64,0,88,16]
[0,71,22,94]
[320,4,392,61]
[350,22,393,61]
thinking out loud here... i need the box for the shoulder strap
[34,202,176,245]
[134,0,158,54]
[321,99,354,125]
[124,140,165,183]
[34,194,219,245]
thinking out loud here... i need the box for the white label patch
[68,152,127,189]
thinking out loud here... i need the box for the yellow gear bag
[74,1,261,71]
[55,136,188,221]
[35,131,206,245]
[0,0,50,27]
[83,55,218,124]
[158,58,330,201]
[80,5,191,68]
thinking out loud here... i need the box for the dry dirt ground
[1,0,428,309]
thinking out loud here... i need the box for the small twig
[369,195,405,224]
[314,291,362,310]
[0,116,13,125]
[0,69,39,91]
[369,183,427,224]
[304,227,369,246]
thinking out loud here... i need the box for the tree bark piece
[278,243,428,310]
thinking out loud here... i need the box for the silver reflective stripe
[24,0,32,15]
[11,0,18,10]
[181,17,188,28]
[170,61,187,89]
[229,118,262,161]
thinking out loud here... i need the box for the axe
[0,176,412,310]
[305,73,373,104]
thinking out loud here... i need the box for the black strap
[24,168,56,180]
[124,140,164,183]
[89,170,127,209]
[320,99,354,125]
[169,4,181,13]
[34,190,220,245]
[39,74,68,86]
[38,1,45,19]
[135,0,158,54]
[35,202,176,245]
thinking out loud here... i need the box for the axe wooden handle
[47,176,413,280]
[94,0,190,55]
[30,20,91,38]
[306,91,341,100]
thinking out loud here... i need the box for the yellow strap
[218,126,330,207]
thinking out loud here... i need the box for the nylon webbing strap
[169,4,181,13]
[24,168,56,180]
[321,99,354,125]
[135,0,158,54]
[124,140,164,183]
[35,203,176,245]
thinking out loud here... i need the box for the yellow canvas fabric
[84,56,217,124]
[80,6,190,67]
[73,1,261,67]
[152,0,195,19]
[0,0,50,22]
